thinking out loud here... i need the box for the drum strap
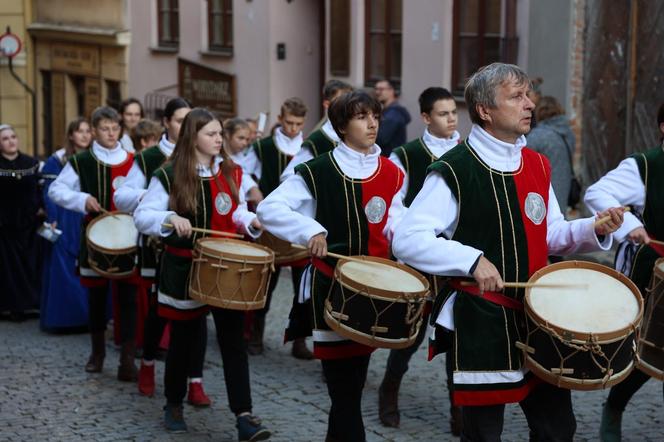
[164,245,193,258]
[312,257,334,279]
[449,280,524,311]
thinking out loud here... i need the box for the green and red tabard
[70,149,134,286]
[392,137,437,207]
[429,141,551,406]
[254,135,293,196]
[155,163,242,320]
[294,152,404,359]
[302,127,337,158]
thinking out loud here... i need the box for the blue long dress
[40,149,89,331]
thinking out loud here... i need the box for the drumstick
[161,223,244,239]
[649,239,664,246]
[594,206,631,228]
[99,207,120,219]
[290,244,372,264]
[459,281,589,289]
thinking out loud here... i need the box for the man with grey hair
[392,63,625,440]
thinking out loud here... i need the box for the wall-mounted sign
[178,58,236,118]
[51,42,100,76]
[0,31,22,58]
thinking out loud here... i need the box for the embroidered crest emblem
[524,192,546,225]
[112,176,125,190]
[365,196,387,224]
[215,192,232,215]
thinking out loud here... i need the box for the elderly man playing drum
[584,102,664,441]
[392,63,625,441]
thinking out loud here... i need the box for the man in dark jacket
[375,79,411,157]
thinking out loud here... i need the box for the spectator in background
[130,119,162,153]
[526,96,575,213]
[41,117,92,331]
[245,118,260,145]
[375,79,411,157]
[119,98,145,153]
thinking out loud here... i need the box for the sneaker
[163,404,187,433]
[187,382,212,407]
[236,414,271,442]
[138,363,155,397]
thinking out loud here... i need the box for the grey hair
[464,63,530,126]
[0,124,14,133]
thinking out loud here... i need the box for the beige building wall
[0,0,34,155]
[128,0,321,133]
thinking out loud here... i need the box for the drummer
[241,97,312,358]
[133,108,270,440]
[256,90,406,442]
[379,86,461,431]
[584,102,664,441]
[48,106,139,381]
[391,63,624,441]
[115,98,216,404]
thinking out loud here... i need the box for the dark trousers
[88,281,136,343]
[461,383,576,442]
[321,354,371,442]
[256,266,305,319]
[607,369,663,412]
[164,315,208,405]
[211,307,252,415]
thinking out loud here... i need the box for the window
[208,0,233,53]
[330,0,350,76]
[452,0,518,94]
[157,0,179,48]
[364,0,403,88]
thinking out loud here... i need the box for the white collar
[321,119,340,143]
[196,155,223,177]
[466,125,527,172]
[158,134,175,157]
[331,142,381,179]
[274,127,303,156]
[91,141,128,165]
[120,133,135,153]
[422,129,460,159]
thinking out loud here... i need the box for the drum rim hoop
[524,354,634,390]
[635,358,664,380]
[655,258,664,279]
[334,255,430,299]
[524,260,644,341]
[86,211,138,252]
[195,237,275,263]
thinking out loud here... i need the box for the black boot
[85,331,106,373]
[117,341,138,381]
[248,316,266,355]
[291,337,314,360]
[378,372,402,427]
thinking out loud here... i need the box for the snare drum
[86,212,138,279]
[256,231,309,265]
[189,238,275,310]
[519,261,643,390]
[324,256,430,349]
[636,258,664,380]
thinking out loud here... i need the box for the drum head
[656,258,664,277]
[87,213,138,250]
[338,259,426,293]
[199,238,272,257]
[528,263,641,335]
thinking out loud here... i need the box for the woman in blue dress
[40,117,92,331]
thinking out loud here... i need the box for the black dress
[0,152,42,314]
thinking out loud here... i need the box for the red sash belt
[449,279,523,311]
[312,257,335,279]
[164,245,193,258]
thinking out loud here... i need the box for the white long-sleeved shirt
[584,156,648,242]
[48,141,129,214]
[119,133,136,153]
[280,119,339,182]
[242,127,303,181]
[389,129,460,203]
[257,142,406,247]
[113,134,175,213]
[392,124,612,329]
[133,155,258,239]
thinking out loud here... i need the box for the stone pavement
[1,265,663,441]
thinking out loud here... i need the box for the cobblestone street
[1,267,663,441]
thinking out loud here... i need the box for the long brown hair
[63,117,91,162]
[169,108,239,215]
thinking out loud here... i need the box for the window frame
[157,0,180,49]
[207,0,234,54]
[364,0,403,89]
